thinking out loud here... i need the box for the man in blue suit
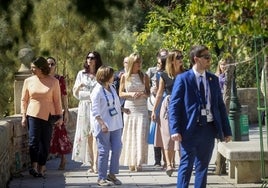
[169,45,232,188]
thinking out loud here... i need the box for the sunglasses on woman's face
[199,54,211,60]
[176,55,184,60]
[87,56,96,60]
[48,62,56,66]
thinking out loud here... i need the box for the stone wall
[0,109,77,187]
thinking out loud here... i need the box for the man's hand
[224,136,232,143]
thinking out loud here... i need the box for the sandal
[166,165,173,177]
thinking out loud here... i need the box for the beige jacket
[21,75,62,121]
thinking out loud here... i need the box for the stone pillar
[14,48,34,114]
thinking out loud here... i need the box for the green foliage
[135,0,268,78]
[0,0,143,115]
[0,0,268,117]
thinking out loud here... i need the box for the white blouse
[90,83,123,137]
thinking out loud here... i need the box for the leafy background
[0,0,267,117]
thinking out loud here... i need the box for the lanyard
[102,86,115,107]
[198,77,209,108]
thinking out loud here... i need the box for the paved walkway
[8,125,265,188]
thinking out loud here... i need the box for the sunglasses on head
[199,54,211,60]
[87,56,96,60]
[176,55,184,60]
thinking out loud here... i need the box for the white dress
[120,74,149,166]
[71,70,97,164]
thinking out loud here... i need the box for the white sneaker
[97,179,113,186]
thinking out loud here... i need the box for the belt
[197,121,214,126]
[207,121,215,126]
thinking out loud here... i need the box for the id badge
[201,109,207,116]
[109,107,118,116]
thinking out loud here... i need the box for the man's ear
[193,56,199,63]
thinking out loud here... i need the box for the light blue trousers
[96,128,122,180]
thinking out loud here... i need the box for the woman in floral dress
[72,51,102,173]
[47,57,72,170]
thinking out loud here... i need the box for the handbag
[147,121,157,144]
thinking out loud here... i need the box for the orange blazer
[21,75,62,121]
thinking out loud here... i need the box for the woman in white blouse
[72,51,102,173]
[91,65,129,186]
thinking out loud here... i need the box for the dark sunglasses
[176,55,184,60]
[48,63,56,66]
[87,56,96,60]
[199,54,211,60]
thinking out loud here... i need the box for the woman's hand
[21,116,27,127]
[55,118,63,129]
[151,111,156,121]
[79,83,85,88]
[132,92,146,99]
[96,116,109,133]
[64,110,69,124]
[150,86,157,95]
[122,108,131,114]
[101,124,108,133]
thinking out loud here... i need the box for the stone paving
[8,125,265,188]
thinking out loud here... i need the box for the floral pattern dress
[71,70,97,165]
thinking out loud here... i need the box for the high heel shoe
[166,165,173,177]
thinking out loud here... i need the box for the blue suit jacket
[169,69,232,141]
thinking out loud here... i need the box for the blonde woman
[152,50,184,176]
[215,59,227,94]
[119,53,150,171]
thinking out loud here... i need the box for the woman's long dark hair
[83,51,103,74]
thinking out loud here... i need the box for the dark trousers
[27,116,52,166]
[154,147,162,165]
[177,122,217,188]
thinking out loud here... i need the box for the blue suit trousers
[177,123,217,188]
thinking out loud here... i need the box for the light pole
[229,67,242,141]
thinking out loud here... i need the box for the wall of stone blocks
[0,121,10,187]
[0,109,77,187]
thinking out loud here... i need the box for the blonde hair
[215,59,226,76]
[125,53,144,83]
[165,50,184,79]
